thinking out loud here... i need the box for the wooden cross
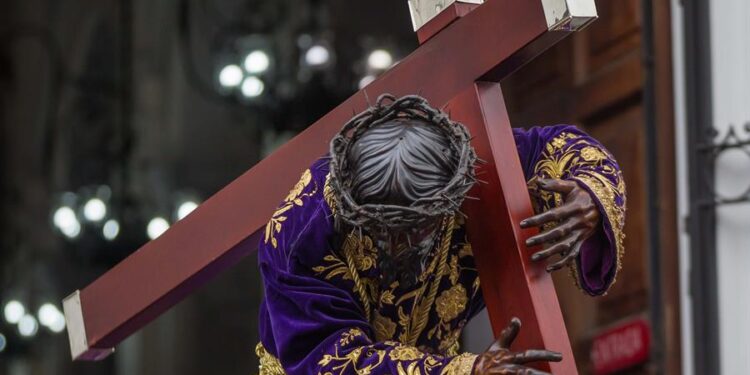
[63,1,597,373]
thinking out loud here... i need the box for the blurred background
[0,0,747,374]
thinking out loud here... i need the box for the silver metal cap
[63,291,114,361]
[407,0,484,31]
[542,0,598,31]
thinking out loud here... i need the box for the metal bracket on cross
[63,1,597,372]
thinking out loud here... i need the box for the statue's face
[372,219,441,257]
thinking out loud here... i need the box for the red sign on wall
[590,318,651,374]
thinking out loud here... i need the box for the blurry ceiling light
[3,300,25,324]
[61,221,81,238]
[244,50,270,74]
[358,75,376,90]
[83,198,107,222]
[305,45,331,67]
[147,217,170,240]
[102,219,120,241]
[241,77,265,98]
[177,201,199,221]
[367,49,393,70]
[54,206,82,238]
[18,315,38,337]
[219,64,244,88]
[53,206,77,229]
[37,303,60,327]
[0,333,6,352]
[38,304,66,333]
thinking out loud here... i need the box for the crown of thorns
[328,94,478,232]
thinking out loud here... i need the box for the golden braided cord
[406,215,455,346]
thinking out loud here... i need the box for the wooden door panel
[586,0,641,73]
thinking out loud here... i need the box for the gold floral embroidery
[324,172,337,213]
[256,342,286,375]
[313,255,353,281]
[435,285,468,322]
[440,353,477,375]
[373,312,398,341]
[342,231,378,272]
[380,289,395,305]
[438,329,462,355]
[264,169,317,248]
[580,146,608,162]
[318,345,388,375]
[551,137,567,149]
[448,256,459,285]
[319,331,452,375]
[389,345,425,361]
[340,328,365,346]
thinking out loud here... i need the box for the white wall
[709,0,750,373]
[674,0,750,373]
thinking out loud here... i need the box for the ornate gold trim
[440,353,477,374]
[256,342,286,375]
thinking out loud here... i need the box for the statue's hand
[520,178,601,272]
[472,317,562,375]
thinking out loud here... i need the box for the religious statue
[255,95,626,374]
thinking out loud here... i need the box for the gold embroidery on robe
[373,311,398,342]
[435,285,467,322]
[440,353,478,375]
[264,169,318,248]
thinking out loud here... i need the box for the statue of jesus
[255,95,626,374]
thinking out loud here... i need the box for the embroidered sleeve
[513,126,626,295]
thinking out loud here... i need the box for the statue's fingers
[581,208,601,228]
[525,220,577,247]
[497,317,522,349]
[520,204,579,229]
[538,178,577,194]
[531,240,571,262]
[509,350,563,364]
[546,240,583,272]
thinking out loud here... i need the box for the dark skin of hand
[472,317,562,374]
[520,178,601,272]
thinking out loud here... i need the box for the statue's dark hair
[328,94,477,234]
[348,117,455,207]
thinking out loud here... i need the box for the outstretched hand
[472,317,562,374]
[520,178,601,272]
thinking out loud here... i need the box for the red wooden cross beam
[63,1,597,373]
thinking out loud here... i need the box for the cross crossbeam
[63,1,596,372]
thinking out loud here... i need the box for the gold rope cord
[342,241,373,319]
[406,215,455,347]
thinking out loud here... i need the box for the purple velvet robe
[256,125,626,375]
